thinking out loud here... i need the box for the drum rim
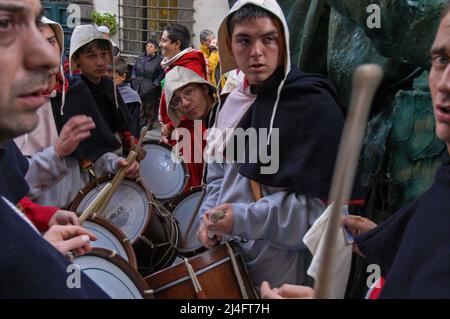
[80,214,138,270]
[144,242,257,298]
[167,186,206,256]
[141,140,191,200]
[167,186,204,210]
[75,247,153,299]
[69,174,154,245]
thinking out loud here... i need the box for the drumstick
[313,64,383,299]
[182,187,207,246]
[95,151,138,217]
[78,182,113,223]
[139,126,148,145]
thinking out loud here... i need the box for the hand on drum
[117,158,140,180]
[48,210,80,227]
[260,281,314,299]
[54,115,96,158]
[43,225,97,256]
[197,203,234,249]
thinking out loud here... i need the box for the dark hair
[146,39,158,49]
[74,39,110,58]
[227,4,279,36]
[113,56,128,76]
[200,29,215,43]
[163,23,191,50]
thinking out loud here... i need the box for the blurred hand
[117,158,140,180]
[260,281,314,299]
[54,115,96,158]
[48,210,80,227]
[161,124,174,143]
[196,217,221,249]
[203,203,234,235]
[342,215,377,237]
[44,225,97,256]
[209,39,218,51]
[130,142,147,162]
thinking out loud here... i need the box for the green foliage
[91,11,118,36]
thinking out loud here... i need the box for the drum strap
[250,180,263,201]
[79,159,97,182]
[225,242,249,299]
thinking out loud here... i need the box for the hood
[218,0,291,78]
[41,16,67,114]
[69,24,113,76]
[41,16,64,55]
[164,66,217,127]
[217,0,291,143]
[69,24,118,110]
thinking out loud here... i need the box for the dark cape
[51,76,127,161]
[356,153,450,298]
[235,65,346,199]
[0,141,29,204]
[80,75,131,135]
[0,146,109,298]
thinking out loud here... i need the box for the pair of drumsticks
[78,126,148,223]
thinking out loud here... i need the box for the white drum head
[76,180,149,243]
[172,191,203,253]
[74,254,143,299]
[83,220,129,262]
[140,142,188,200]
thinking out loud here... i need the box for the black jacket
[131,53,164,97]
[356,153,450,298]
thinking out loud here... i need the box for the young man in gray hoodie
[197,0,346,293]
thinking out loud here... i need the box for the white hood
[217,0,291,79]
[69,24,113,76]
[164,66,217,127]
[217,0,291,142]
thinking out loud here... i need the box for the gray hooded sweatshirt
[200,0,326,290]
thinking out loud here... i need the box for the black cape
[236,65,346,199]
[0,140,29,204]
[356,153,450,298]
[51,76,126,161]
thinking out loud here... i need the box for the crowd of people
[1,0,450,299]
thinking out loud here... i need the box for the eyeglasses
[169,84,199,110]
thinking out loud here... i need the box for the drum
[73,248,154,299]
[140,140,189,201]
[81,215,137,269]
[70,175,180,275]
[144,242,258,299]
[168,187,206,256]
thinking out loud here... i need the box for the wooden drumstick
[95,151,138,217]
[313,64,383,299]
[78,182,113,223]
[207,210,225,240]
[139,125,148,145]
